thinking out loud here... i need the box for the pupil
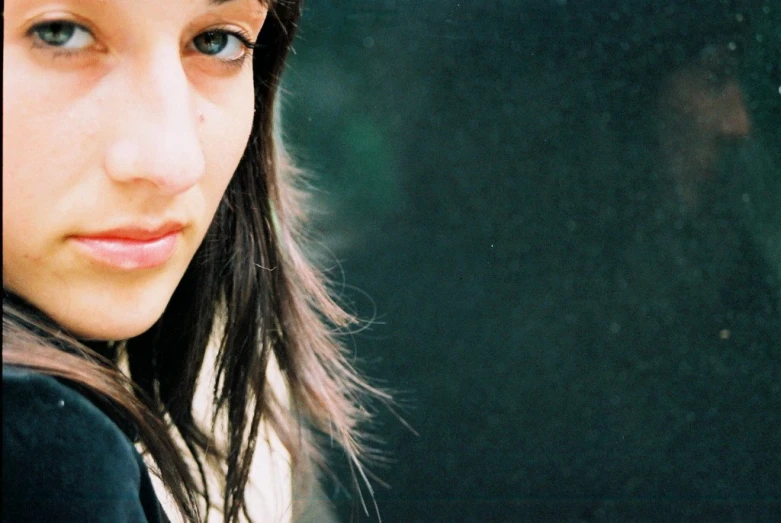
[197,32,228,55]
[40,22,75,46]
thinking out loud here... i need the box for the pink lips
[70,224,183,270]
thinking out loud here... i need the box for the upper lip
[73,221,185,241]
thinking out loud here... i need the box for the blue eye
[192,30,251,62]
[27,22,254,68]
[31,21,95,50]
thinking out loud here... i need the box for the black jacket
[3,366,168,523]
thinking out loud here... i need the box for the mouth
[69,223,184,270]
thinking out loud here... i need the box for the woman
[3,0,382,521]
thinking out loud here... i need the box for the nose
[717,81,751,138]
[104,49,206,195]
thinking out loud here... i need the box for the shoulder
[3,366,165,523]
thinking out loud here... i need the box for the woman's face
[656,46,751,211]
[3,0,267,339]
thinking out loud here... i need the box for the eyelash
[26,21,256,69]
[212,29,256,70]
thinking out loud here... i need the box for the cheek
[4,52,103,198]
[3,77,69,260]
[3,95,100,263]
[201,83,256,202]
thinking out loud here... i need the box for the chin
[47,284,178,342]
[71,317,163,342]
[62,308,167,341]
[4,254,191,343]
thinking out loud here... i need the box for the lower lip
[71,232,180,270]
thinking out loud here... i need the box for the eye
[30,21,95,51]
[192,30,251,62]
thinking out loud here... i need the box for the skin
[3,0,267,340]
[657,45,751,212]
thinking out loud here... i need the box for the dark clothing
[2,366,167,523]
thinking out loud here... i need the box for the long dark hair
[3,0,386,521]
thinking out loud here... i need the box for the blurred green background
[282,1,780,521]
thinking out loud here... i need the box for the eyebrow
[209,0,271,7]
[210,0,267,5]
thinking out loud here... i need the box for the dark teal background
[283,1,781,521]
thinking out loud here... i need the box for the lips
[70,223,184,270]
[85,223,186,241]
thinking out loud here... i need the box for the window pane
[285,1,780,520]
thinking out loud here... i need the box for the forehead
[3,0,272,37]
[4,0,270,16]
